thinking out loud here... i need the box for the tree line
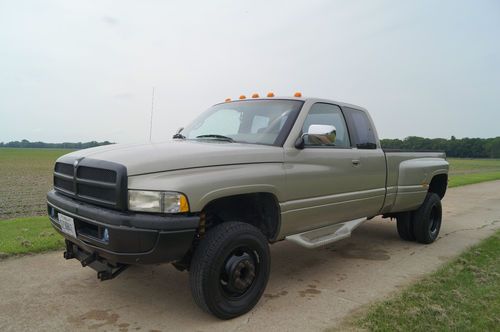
[0,139,113,149]
[1,137,500,158]
[381,136,500,158]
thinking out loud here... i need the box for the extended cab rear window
[343,107,377,149]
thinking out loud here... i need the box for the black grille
[54,177,73,192]
[55,162,73,175]
[78,183,116,203]
[77,166,117,183]
[53,158,127,210]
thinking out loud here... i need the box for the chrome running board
[286,218,367,249]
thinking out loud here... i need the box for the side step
[286,218,367,249]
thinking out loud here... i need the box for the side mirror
[295,124,336,149]
[172,127,185,139]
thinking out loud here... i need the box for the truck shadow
[268,219,401,283]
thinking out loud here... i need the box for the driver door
[282,103,386,234]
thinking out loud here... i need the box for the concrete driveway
[1,181,499,331]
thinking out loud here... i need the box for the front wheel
[412,193,442,244]
[189,222,270,319]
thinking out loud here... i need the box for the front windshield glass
[180,100,304,146]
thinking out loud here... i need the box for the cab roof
[214,96,368,112]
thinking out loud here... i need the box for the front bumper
[47,190,199,265]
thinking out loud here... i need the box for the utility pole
[149,87,155,142]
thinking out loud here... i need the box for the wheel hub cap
[222,251,256,295]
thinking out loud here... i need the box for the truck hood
[58,140,284,176]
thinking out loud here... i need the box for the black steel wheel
[412,193,442,244]
[189,222,270,319]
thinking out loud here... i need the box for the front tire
[189,222,270,319]
[412,193,442,244]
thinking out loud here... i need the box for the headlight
[128,190,189,213]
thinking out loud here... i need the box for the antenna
[149,87,155,142]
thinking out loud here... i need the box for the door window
[343,107,377,149]
[302,103,350,148]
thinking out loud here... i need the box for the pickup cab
[47,95,449,319]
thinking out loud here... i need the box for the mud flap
[63,240,129,281]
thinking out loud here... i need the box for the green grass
[447,158,500,172]
[0,216,64,258]
[448,158,500,187]
[341,230,500,331]
[449,171,500,187]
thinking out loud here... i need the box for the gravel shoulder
[1,181,499,332]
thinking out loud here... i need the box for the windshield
[180,100,304,146]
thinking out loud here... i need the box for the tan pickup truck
[47,95,449,319]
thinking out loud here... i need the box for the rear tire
[396,212,415,241]
[189,222,270,319]
[412,193,442,244]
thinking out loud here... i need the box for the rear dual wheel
[396,211,415,241]
[412,193,442,244]
[396,193,442,244]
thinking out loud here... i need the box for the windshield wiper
[195,134,234,142]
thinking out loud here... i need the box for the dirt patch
[0,148,70,219]
[299,287,322,298]
[68,309,121,330]
[264,290,288,299]
[335,243,391,261]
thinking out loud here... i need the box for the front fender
[127,163,286,212]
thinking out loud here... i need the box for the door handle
[352,159,360,166]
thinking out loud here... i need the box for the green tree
[489,137,500,158]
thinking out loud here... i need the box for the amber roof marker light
[225,98,231,102]
[239,95,246,100]
[251,93,260,98]
[266,92,275,97]
[294,91,302,97]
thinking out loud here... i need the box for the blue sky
[0,0,499,143]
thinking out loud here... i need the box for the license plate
[58,213,77,238]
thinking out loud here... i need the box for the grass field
[0,216,64,257]
[0,148,72,219]
[342,230,500,331]
[448,158,500,188]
